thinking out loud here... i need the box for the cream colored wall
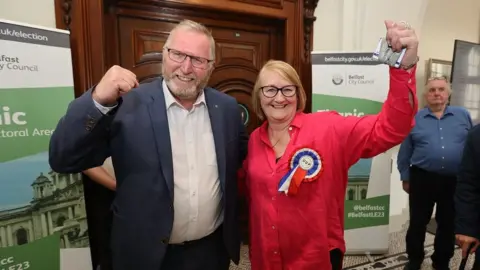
[313,0,480,230]
[0,0,56,28]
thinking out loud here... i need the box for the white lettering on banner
[0,28,48,42]
[0,257,14,265]
[323,56,377,64]
[317,108,365,117]
[0,107,27,125]
[348,212,385,218]
[0,256,31,270]
[0,128,54,138]
[348,204,386,218]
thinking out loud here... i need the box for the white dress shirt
[93,81,223,243]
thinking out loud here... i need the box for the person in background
[455,123,480,270]
[49,19,248,270]
[82,158,116,270]
[242,20,419,270]
[397,76,473,270]
[84,157,116,191]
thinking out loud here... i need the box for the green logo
[238,104,249,126]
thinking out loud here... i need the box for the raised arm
[49,66,138,173]
[334,21,418,166]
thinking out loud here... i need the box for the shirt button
[288,127,292,131]
[273,251,278,255]
[442,157,445,159]
[272,196,276,201]
[272,226,276,230]
[441,137,443,139]
[408,79,412,83]
[442,146,444,149]
[442,166,444,169]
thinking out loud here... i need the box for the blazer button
[161,238,169,244]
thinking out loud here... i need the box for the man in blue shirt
[397,76,473,270]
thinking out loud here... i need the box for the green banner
[0,20,91,269]
[0,234,60,270]
[312,52,391,253]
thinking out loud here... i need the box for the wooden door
[116,16,283,134]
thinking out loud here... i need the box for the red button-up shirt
[243,66,418,270]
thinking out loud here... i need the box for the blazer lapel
[205,89,226,191]
[146,79,174,201]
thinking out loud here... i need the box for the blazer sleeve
[455,126,480,238]
[333,66,418,167]
[49,89,116,173]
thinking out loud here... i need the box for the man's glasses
[260,85,297,98]
[165,47,214,69]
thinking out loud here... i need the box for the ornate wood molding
[303,0,319,61]
[62,0,73,30]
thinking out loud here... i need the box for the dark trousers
[160,226,230,270]
[330,248,343,270]
[83,175,115,270]
[406,166,456,268]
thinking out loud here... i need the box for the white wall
[313,0,480,230]
[0,0,56,28]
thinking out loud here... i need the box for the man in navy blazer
[455,123,480,269]
[49,19,248,270]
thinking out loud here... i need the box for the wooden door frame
[54,0,319,112]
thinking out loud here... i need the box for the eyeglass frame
[260,85,298,98]
[164,47,214,70]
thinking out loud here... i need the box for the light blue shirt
[397,106,473,180]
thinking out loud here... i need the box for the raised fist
[384,20,419,68]
[92,65,139,106]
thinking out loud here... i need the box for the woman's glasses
[260,85,297,98]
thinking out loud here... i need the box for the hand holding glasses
[261,85,297,98]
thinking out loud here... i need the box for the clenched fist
[384,20,419,69]
[93,65,139,106]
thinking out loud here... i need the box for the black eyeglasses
[260,85,297,98]
[164,47,214,69]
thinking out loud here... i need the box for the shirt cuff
[400,170,409,181]
[93,98,117,115]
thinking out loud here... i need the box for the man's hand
[384,20,419,68]
[402,181,410,194]
[456,234,479,258]
[93,65,139,106]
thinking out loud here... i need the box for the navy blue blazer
[48,78,248,270]
[455,123,480,239]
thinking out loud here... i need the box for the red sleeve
[334,65,418,166]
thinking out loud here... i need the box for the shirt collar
[259,111,305,143]
[421,105,454,118]
[162,79,206,109]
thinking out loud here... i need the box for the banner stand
[0,19,92,270]
[311,51,391,255]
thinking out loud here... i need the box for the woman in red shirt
[242,20,419,270]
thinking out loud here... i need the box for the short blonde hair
[164,19,216,60]
[252,60,307,120]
